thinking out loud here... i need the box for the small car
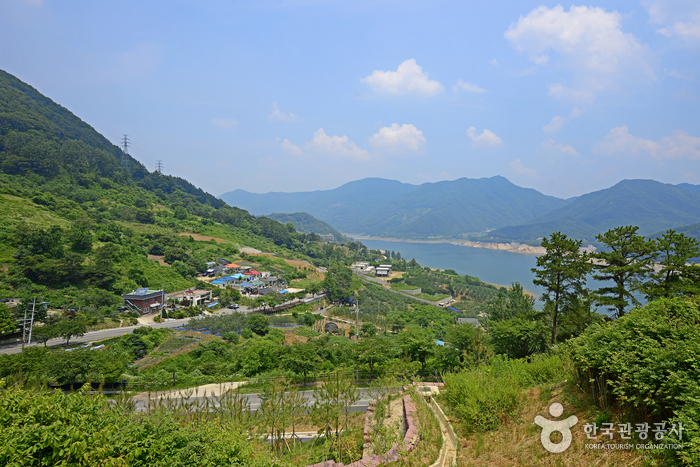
[228,304,240,309]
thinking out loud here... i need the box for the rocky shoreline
[458,240,547,255]
[346,234,596,257]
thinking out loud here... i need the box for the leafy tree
[642,229,700,300]
[163,247,187,265]
[280,342,321,385]
[361,322,377,337]
[88,244,120,290]
[31,324,58,346]
[247,313,269,336]
[446,323,487,366]
[307,281,322,297]
[391,318,405,333]
[532,232,592,344]
[241,339,279,376]
[398,328,435,375]
[593,225,655,317]
[0,303,15,334]
[57,317,88,346]
[222,332,240,344]
[488,282,535,321]
[354,337,393,381]
[173,205,188,220]
[68,221,93,253]
[489,317,548,359]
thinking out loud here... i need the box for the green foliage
[489,317,548,360]
[487,282,535,322]
[570,297,700,465]
[398,328,436,375]
[57,316,87,346]
[0,385,262,466]
[354,337,395,381]
[532,231,592,343]
[280,342,322,384]
[593,225,655,317]
[0,303,15,334]
[643,229,700,300]
[443,354,570,432]
[247,314,269,336]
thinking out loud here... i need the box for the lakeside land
[347,234,550,256]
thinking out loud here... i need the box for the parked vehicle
[228,303,240,309]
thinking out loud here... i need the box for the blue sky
[1,0,699,199]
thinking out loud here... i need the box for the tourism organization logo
[534,403,578,453]
[534,403,685,453]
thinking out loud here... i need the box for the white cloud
[281,139,303,156]
[467,127,503,146]
[489,58,499,66]
[505,5,655,101]
[543,115,565,133]
[361,59,444,96]
[369,124,426,155]
[543,139,579,156]
[510,159,538,178]
[645,1,700,41]
[543,107,585,132]
[211,118,239,130]
[306,129,370,160]
[452,79,486,93]
[268,102,301,122]
[595,126,700,160]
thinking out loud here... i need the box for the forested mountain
[263,212,349,241]
[0,69,343,310]
[488,179,700,244]
[221,176,569,238]
[677,183,700,194]
[221,178,419,229]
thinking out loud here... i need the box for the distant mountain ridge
[221,178,700,246]
[488,179,700,244]
[220,176,569,239]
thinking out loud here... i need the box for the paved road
[0,318,191,355]
[0,293,327,355]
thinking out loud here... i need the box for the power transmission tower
[121,134,131,170]
[155,160,163,174]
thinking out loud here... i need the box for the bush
[443,354,570,432]
[570,297,700,465]
[489,317,548,360]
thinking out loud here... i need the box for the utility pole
[355,298,360,382]
[27,298,37,346]
[21,302,28,347]
[160,283,165,320]
[121,134,130,170]
[155,160,163,174]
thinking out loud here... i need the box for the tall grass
[443,354,571,432]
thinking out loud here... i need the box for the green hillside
[263,212,349,241]
[0,69,348,312]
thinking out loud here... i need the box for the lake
[361,239,630,316]
[362,240,542,294]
